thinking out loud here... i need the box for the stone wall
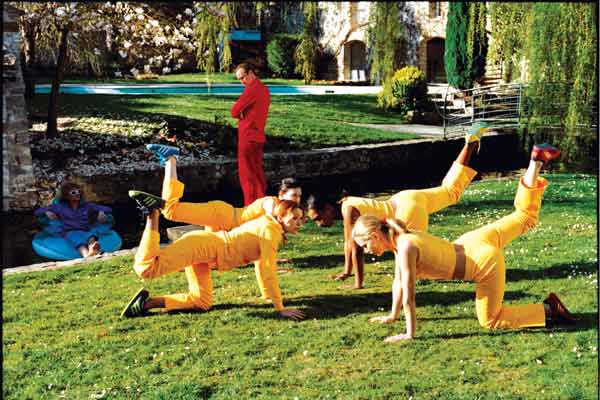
[317,2,448,82]
[316,2,501,85]
[2,133,526,268]
[2,4,36,211]
[72,132,527,206]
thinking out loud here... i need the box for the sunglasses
[69,189,81,196]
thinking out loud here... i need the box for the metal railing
[433,82,598,139]
[433,82,527,139]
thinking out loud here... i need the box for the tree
[13,3,112,137]
[445,2,488,89]
[466,3,488,83]
[15,3,109,112]
[295,2,319,84]
[14,2,199,137]
[111,3,197,77]
[488,3,532,82]
[193,2,271,77]
[15,2,48,102]
[368,2,402,86]
[525,3,597,170]
[194,2,236,75]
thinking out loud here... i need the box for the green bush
[266,34,301,78]
[377,66,429,114]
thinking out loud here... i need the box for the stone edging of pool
[35,83,383,95]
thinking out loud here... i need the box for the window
[429,2,442,18]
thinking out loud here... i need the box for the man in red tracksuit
[231,63,271,206]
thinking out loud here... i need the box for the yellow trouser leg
[458,177,547,250]
[133,229,161,278]
[134,230,217,280]
[162,262,213,311]
[391,162,477,231]
[161,178,235,230]
[474,252,545,329]
[459,177,549,329]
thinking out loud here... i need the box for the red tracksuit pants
[238,139,266,206]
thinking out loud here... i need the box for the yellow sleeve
[240,197,269,224]
[253,224,284,311]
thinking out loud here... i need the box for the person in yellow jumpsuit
[145,143,302,232]
[352,144,575,341]
[306,122,490,289]
[120,198,306,321]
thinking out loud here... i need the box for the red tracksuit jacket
[230,79,271,143]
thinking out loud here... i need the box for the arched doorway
[343,40,366,81]
[426,37,446,83]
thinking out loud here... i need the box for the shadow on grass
[507,261,597,281]
[428,312,598,340]
[291,252,396,270]
[245,289,531,320]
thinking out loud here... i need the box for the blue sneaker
[146,144,180,166]
[465,122,490,153]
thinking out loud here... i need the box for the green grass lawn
[3,173,597,399]
[31,93,418,148]
[37,72,338,86]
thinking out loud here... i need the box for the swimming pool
[35,84,382,95]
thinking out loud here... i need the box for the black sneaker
[120,288,150,318]
[129,190,165,212]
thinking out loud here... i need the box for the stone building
[317,2,450,83]
[3,3,37,211]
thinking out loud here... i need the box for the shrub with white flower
[108,2,197,76]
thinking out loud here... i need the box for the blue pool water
[35,84,381,96]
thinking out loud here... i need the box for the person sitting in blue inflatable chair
[34,181,120,259]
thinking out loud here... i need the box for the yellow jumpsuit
[401,177,548,329]
[161,178,276,231]
[341,162,477,231]
[133,214,286,311]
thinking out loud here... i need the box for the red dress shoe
[531,143,561,165]
[544,292,576,325]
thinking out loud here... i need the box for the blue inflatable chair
[32,204,122,261]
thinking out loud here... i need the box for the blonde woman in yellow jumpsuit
[145,144,302,232]
[307,122,490,289]
[121,199,306,321]
[352,144,575,341]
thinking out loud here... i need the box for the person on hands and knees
[355,144,574,342]
[121,194,305,321]
[307,122,491,289]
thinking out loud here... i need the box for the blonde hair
[352,215,409,244]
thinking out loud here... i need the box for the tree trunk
[19,20,36,101]
[46,27,69,138]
